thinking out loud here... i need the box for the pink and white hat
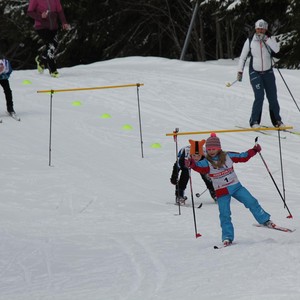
[206,133,221,151]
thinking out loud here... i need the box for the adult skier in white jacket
[237,19,283,128]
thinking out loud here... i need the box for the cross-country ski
[253,223,295,233]
[235,125,286,139]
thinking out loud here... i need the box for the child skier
[186,133,274,246]
[170,139,216,204]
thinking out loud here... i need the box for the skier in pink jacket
[27,0,70,78]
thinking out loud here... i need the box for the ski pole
[255,137,293,218]
[275,66,300,113]
[173,128,181,215]
[188,169,201,238]
[277,130,286,205]
[195,188,208,198]
[195,188,207,208]
[262,39,300,113]
[226,80,238,87]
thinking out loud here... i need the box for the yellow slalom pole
[166,126,293,136]
[37,83,144,94]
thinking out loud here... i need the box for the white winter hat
[255,19,268,30]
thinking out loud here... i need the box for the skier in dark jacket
[170,139,216,204]
[0,58,16,116]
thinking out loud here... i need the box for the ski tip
[213,242,235,249]
[197,203,203,209]
[253,223,295,232]
[7,113,21,121]
[196,233,202,238]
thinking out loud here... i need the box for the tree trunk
[215,16,223,59]
[198,12,206,61]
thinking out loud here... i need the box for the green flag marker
[100,113,112,119]
[72,101,82,106]
[151,143,162,148]
[122,124,133,130]
[22,80,32,85]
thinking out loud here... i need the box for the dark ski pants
[176,167,215,198]
[0,79,14,112]
[249,68,281,127]
[36,29,58,73]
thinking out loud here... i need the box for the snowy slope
[1,57,300,300]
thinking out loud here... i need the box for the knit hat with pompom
[205,133,221,150]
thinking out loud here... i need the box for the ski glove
[256,33,268,42]
[170,176,178,185]
[170,163,179,185]
[0,74,8,80]
[184,158,191,168]
[253,144,262,153]
[184,158,196,169]
[237,72,243,82]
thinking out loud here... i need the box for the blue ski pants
[249,68,281,127]
[217,184,270,242]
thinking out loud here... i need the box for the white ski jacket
[237,34,280,73]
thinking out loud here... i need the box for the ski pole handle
[173,127,179,142]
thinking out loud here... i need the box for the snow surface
[1,57,300,300]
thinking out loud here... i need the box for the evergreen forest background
[1,0,300,70]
